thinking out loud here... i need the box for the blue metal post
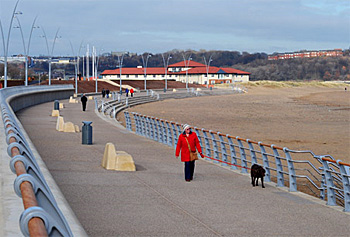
[161,120,167,145]
[166,121,173,147]
[202,130,211,160]
[272,145,285,187]
[337,160,350,212]
[172,122,178,149]
[247,139,258,165]
[321,158,337,206]
[218,133,228,166]
[259,142,271,182]
[210,131,220,164]
[149,117,154,140]
[145,117,150,138]
[227,135,238,170]
[156,119,163,143]
[236,137,248,174]
[283,148,297,192]
[153,118,159,142]
[141,115,146,137]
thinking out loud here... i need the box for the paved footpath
[16,97,350,237]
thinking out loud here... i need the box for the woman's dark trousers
[184,161,195,180]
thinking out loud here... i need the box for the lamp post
[182,53,192,89]
[141,53,151,91]
[14,16,39,86]
[161,53,171,92]
[203,55,213,88]
[76,41,84,82]
[117,53,125,95]
[0,0,20,88]
[41,27,60,85]
[69,40,78,94]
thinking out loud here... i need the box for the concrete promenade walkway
[16,97,350,236]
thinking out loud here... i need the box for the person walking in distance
[175,124,204,182]
[102,88,106,98]
[125,88,129,97]
[81,94,88,111]
[130,88,134,97]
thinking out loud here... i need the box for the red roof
[168,60,206,68]
[101,67,167,75]
[101,61,250,75]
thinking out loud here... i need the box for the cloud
[0,0,349,56]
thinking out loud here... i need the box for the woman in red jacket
[175,124,204,182]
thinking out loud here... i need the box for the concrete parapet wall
[7,86,74,113]
[0,85,86,236]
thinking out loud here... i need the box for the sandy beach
[121,82,350,163]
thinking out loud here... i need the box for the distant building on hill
[268,49,343,60]
[100,60,250,85]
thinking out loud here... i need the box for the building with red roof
[101,60,250,85]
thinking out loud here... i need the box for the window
[126,75,129,78]
[162,75,165,78]
[169,75,172,78]
[153,75,156,78]
[135,75,138,78]
[117,75,120,78]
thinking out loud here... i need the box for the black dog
[251,164,266,188]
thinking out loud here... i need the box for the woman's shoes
[185,179,191,182]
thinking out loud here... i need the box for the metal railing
[125,111,350,212]
[0,85,75,236]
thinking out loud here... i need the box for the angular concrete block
[75,125,80,133]
[101,143,136,171]
[59,103,64,109]
[88,96,94,100]
[102,143,117,169]
[196,88,202,91]
[51,110,60,117]
[69,96,77,103]
[63,122,76,133]
[173,89,177,92]
[116,151,136,171]
[56,116,65,132]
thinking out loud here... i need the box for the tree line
[1,49,349,81]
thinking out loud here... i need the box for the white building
[101,60,250,85]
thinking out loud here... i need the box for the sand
[120,84,350,163]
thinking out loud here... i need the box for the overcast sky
[0,0,349,56]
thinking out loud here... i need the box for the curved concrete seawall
[0,85,87,236]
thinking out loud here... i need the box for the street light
[69,40,78,94]
[93,46,103,93]
[203,55,213,88]
[0,0,20,88]
[182,53,192,89]
[141,53,151,91]
[14,16,39,86]
[117,53,125,95]
[41,27,61,85]
[161,53,171,92]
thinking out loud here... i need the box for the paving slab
[16,98,350,237]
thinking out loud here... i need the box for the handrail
[0,85,82,236]
[6,123,48,235]
[125,111,350,212]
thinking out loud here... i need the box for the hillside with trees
[1,49,349,82]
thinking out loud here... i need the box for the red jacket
[176,132,203,162]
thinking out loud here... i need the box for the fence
[0,85,80,236]
[124,111,350,212]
